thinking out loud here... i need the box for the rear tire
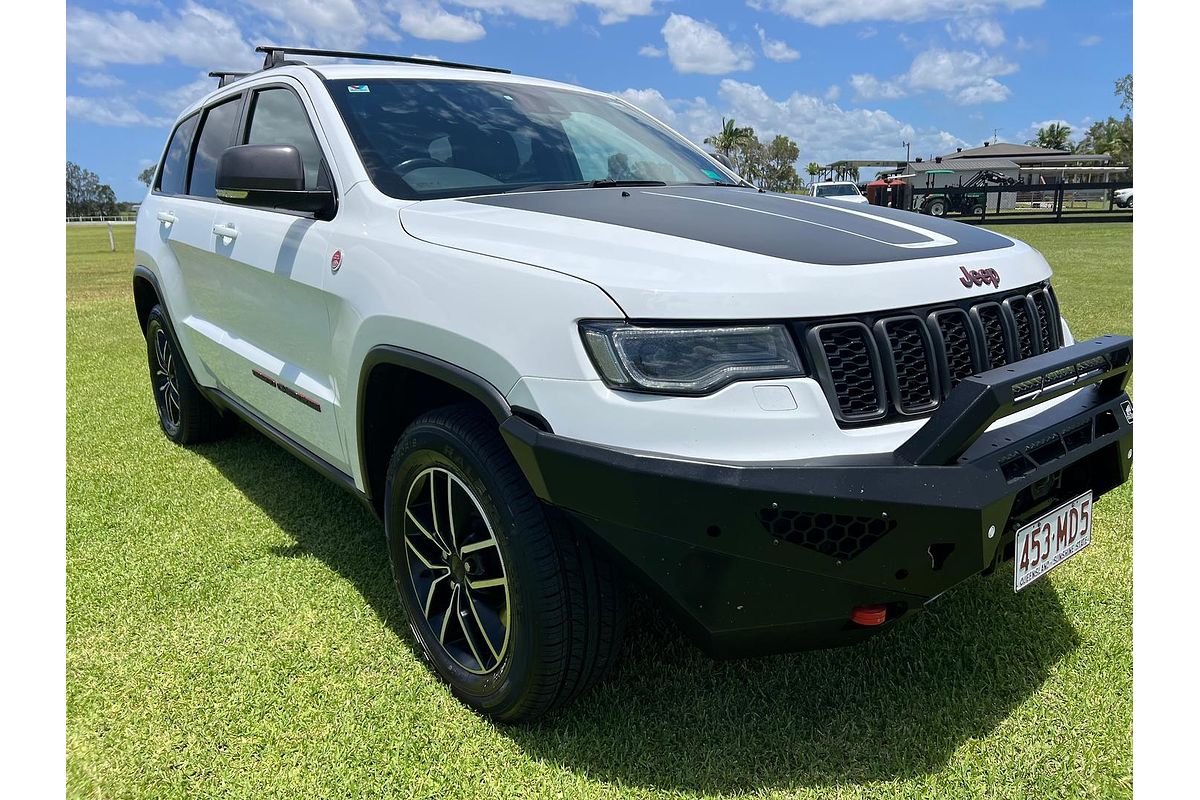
[384,404,626,722]
[144,305,228,444]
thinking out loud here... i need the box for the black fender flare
[355,345,515,505]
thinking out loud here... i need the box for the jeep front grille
[798,284,1062,425]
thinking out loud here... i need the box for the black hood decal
[465,186,1014,266]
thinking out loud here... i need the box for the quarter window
[245,88,327,190]
[188,98,241,198]
[157,114,198,195]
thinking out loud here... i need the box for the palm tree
[704,117,755,166]
[1028,122,1073,151]
[805,162,822,186]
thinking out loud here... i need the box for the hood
[399,185,1051,319]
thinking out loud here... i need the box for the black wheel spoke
[463,589,503,662]
[402,466,510,675]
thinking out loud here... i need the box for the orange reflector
[851,604,888,626]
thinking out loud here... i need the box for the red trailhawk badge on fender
[331,250,342,273]
[959,265,1000,288]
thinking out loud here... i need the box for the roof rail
[208,71,249,88]
[255,45,510,74]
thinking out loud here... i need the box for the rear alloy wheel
[385,404,626,722]
[144,305,228,444]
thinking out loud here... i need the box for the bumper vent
[757,507,897,560]
[798,284,1063,426]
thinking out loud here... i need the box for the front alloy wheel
[402,467,510,674]
[384,404,627,722]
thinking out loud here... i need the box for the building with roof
[896,142,1127,209]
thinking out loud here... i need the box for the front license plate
[1013,491,1093,592]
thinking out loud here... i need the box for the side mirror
[215,144,333,215]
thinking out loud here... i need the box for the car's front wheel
[384,404,626,722]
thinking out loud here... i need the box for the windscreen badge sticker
[347,85,370,93]
[331,250,342,273]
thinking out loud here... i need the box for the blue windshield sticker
[702,169,722,180]
[347,85,370,93]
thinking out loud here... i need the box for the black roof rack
[208,71,249,88]
[255,46,510,74]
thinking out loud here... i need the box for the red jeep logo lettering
[959,266,1001,288]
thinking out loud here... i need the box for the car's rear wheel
[384,404,626,722]
[144,305,228,444]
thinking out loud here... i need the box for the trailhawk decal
[465,185,1014,267]
[252,369,323,412]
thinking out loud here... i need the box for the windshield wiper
[504,179,668,193]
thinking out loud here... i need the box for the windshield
[325,78,736,200]
[815,184,860,197]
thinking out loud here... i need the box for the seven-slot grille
[799,284,1062,425]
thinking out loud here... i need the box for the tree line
[703,118,806,193]
[66,162,119,218]
[1025,73,1133,177]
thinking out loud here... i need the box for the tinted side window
[188,98,241,198]
[158,114,198,195]
[246,88,327,190]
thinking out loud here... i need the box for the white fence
[66,216,136,224]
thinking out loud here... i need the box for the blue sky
[66,0,1132,201]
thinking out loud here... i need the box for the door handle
[156,211,177,226]
[212,223,238,242]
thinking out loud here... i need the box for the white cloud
[587,0,658,24]
[850,73,906,100]
[247,0,391,47]
[67,96,171,128]
[824,84,840,101]
[905,48,1017,101]
[67,3,256,69]
[77,73,123,88]
[639,44,664,57]
[853,48,1018,104]
[616,79,968,166]
[397,2,486,41]
[1079,34,1102,46]
[755,25,800,62]
[613,88,677,123]
[152,75,219,111]
[452,0,657,25]
[661,14,753,75]
[755,0,1043,26]
[946,17,1006,47]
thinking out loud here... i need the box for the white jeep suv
[134,46,1134,722]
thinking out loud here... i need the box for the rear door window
[188,97,242,198]
[157,114,198,195]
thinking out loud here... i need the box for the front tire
[384,404,626,722]
[924,198,947,217]
[144,305,228,444]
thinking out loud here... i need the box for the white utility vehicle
[808,180,869,204]
[135,46,1134,722]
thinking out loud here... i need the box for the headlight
[579,321,805,395]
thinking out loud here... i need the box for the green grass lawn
[66,222,1132,799]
